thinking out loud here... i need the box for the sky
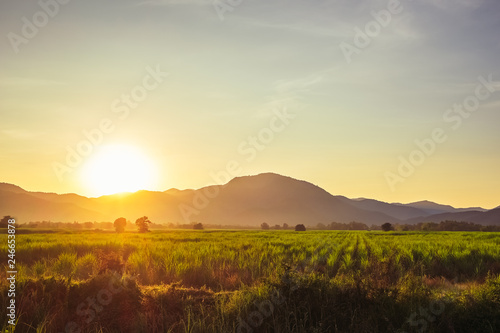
[1,0,499,208]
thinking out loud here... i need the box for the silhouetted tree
[295,224,306,232]
[347,221,369,230]
[261,222,270,230]
[421,222,438,231]
[135,216,152,233]
[83,222,94,229]
[282,223,289,230]
[274,224,281,230]
[328,221,348,230]
[0,216,14,228]
[316,223,326,230]
[113,217,127,233]
[381,223,393,232]
[193,223,204,230]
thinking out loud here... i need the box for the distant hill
[0,173,497,226]
[396,200,488,215]
[335,196,428,220]
[0,183,27,194]
[186,173,399,226]
[405,208,500,226]
[0,190,107,222]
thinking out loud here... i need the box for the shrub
[97,250,124,274]
[295,224,306,231]
[381,223,393,232]
[114,217,127,233]
[52,252,77,278]
[75,253,98,280]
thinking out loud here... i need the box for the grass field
[1,230,500,332]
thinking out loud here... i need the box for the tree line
[2,216,499,232]
[314,220,500,232]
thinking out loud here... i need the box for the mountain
[184,173,399,226]
[0,173,496,226]
[405,208,500,226]
[0,183,27,194]
[335,196,428,220]
[396,200,488,215]
[0,174,399,225]
[329,198,492,221]
[0,190,107,222]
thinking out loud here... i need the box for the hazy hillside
[406,208,500,226]
[335,196,428,220]
[188,173,399,226]
[0,174,496,226]
[0,190,108,222]
[0,183,27,194]
[396,200,488,215]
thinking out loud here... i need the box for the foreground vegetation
[1,230,500,332]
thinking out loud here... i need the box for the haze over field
[1,0,500,210]
[1,173,499,226]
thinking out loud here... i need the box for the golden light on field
[81,144,158,197]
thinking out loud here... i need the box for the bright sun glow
[81,144,158,196]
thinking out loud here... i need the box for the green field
[1,230,500,332]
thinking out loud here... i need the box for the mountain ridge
[0,174,498,226]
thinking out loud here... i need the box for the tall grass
[0,230,499,332]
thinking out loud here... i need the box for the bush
[114,217,127,233]
[381,223,393,232]
[52,252,77,278]
[75,253,98,280]
[295,224,306,231]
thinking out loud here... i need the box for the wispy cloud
[1,129,42,140]
[423,0,484,10]
[273,72,325,95]
[239,19,349,39]
[0,77,66,87]
[256,70,328,117]
[134,0,210,6]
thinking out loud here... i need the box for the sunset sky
[1,0,499,208]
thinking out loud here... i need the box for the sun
[81,144,158,196]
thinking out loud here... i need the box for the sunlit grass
[0,230,499,332]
